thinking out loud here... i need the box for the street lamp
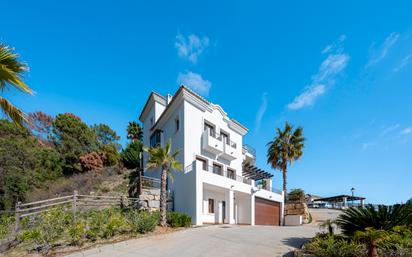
[351,187,355,206]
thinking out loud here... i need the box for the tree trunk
[368,244,378,257]
[159,167,168,227]
[282,160,287,198]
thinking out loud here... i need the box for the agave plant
[337,204,412,237]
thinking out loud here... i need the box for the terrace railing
[202,165,252,185]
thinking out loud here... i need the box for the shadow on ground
[281,237,311,257]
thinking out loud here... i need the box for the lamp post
[351,187,355,206]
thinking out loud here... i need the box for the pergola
[242,163,273,180]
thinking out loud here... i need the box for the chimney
[166,94,173,105]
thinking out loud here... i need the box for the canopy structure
[313,195,365,203]
[242,163,273,180]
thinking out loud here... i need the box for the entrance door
[222,201,226,223]
[255,197,280,226]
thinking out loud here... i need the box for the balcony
[203,164,252,185]
[221,140,237,161]
[201,129,223,155]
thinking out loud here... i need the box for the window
[149,130,162,147]
[227,168,235,180]
[196,157,208,170]
[213,163,222,175]
[175,116,180,132]
[221,131,229,145]
[208,199,214,213]
[204,122,215,137]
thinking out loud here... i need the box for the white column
[194,161,203,225]
[227,189,235,224]
[250,193,255,226]
[281,190,285,226]
[343,197,347,208]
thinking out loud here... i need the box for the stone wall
[284,202,310,223]
[134,188,160,211]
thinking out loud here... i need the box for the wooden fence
[2,176,164,232]
[13,191,144,231]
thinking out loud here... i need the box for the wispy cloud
[401,127,412,135]
[393,53,412,72]
[254,92,268,132]
[175,33,210,64]
[366,32,400,68]
[177,71,211,96]
[360,123,410,151]
[287,35,349,110]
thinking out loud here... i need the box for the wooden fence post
[120,195,123,208]
[73,190,78,222]
[15,201,21,232]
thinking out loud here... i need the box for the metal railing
[202,165,252,185]
[204,129,237,149]
[255,182,282,194]
[242,144,256,156]
[140,176,161,189]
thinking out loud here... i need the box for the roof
[313,195,366,202]
[138,91,166,122]
[149,85,248,133]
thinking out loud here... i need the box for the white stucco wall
[139,88,284,225]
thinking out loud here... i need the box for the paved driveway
[66,209,341,257]
[66,225,316,257]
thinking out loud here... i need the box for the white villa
[139,86,284,226]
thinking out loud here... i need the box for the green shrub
[167,212,192,228]
[121,140,142,169]
[19,207,72,253]
[304,233,367,257]
[0,214,15,240]
[127,210,159,234]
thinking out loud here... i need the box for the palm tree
[354,228,388,257]
[336,204,412,237]
[266,122,305,196]
[319,219,337,235]
[0,43,33,127]
[144,140,182,226]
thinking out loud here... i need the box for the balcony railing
[202,165,252,185]
[242,144,256,157]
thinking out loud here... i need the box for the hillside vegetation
[0,112,143,210]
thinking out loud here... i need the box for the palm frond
[0,96,26,128]
[0,44,32,94]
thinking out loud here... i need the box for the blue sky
[1,1,411,204]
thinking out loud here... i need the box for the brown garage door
[255,197,280,226]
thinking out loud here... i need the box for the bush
[0,214,15,240]
[287,188,305,202]
[100,144,121,166]
[19,207,72,253]
[304,233,367,257]
[121,140,143,169]
[127,210,159,234]
[79,151,104,171]
[167,212,192,228]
